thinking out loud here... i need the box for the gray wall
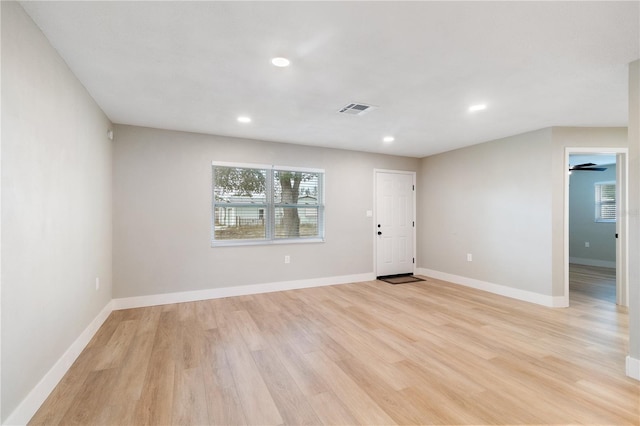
[569,163,617,266]
[1,2,113,421]
[417,128,554,295]
[2,3,638,419]
[417,127,628,299]
[550,127,628,296]
[113,124,418,298]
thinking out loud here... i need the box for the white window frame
[594,180,616,223]
[212,161,325,246]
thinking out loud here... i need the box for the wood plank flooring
[570,263,616,303]
[30,272,639,425]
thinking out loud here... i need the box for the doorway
[565,149,628,306]
[374,170,416,277]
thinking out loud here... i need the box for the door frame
[564,147,629,306]
[373,169,417,277]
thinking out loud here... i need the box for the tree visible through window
[595,181,616,222]
[212,163,324,245]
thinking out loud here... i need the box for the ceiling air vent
[338,102,377,115]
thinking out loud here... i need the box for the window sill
[212,237,325,248]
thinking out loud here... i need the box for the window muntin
[212,163,324,245]
[595,181,616,223]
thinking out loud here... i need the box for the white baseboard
[626,356,640,381]
[3,272,374,425]
[2,268,632,426]
[4,301,114,426]
[569,257,616,268]
[112,272,375,310]
[3,272,376,425]
[416,268,566,308]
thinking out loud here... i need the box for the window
[212,162,324,245]
[595,181,616,222]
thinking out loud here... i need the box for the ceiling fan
[569,162,607,172]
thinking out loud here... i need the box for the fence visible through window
[212,163,324,245]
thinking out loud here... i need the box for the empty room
[2,1,640,425]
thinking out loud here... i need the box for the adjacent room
[568,154,619,304]
[2,1,639,424]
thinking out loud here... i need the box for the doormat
[377,274,425,285]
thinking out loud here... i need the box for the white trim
[1,3,3,418]
[373,168,416,174]
[212,163,326,247]
[212,237,325,247]
[211,160,272,169]
[416,268,567,308]
[569,257,616,269]
[564,147,629,308]
[626,356,640,381]
[211,161,324,175]
[615,152,629,306]
[373,169,417,277]
[4,273,371,424]
[4,301,114,426]
[112,273,375,310]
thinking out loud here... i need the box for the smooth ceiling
[19,1,640,158]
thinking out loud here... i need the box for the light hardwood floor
[30,272,639,425]
[570,263,616,303]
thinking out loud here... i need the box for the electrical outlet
[467,253,473,262]
[585,242,590,248]
[284,255,291,264]
[95,277,100,290]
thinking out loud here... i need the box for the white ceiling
[20,1,640,158]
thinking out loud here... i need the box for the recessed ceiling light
[237,116,252,123]
[383,136,395,143]
[271,57,291,67]
[469,104,487,112]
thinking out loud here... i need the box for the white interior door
[375,171,415,277]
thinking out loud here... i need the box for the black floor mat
[377,274,425,284]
